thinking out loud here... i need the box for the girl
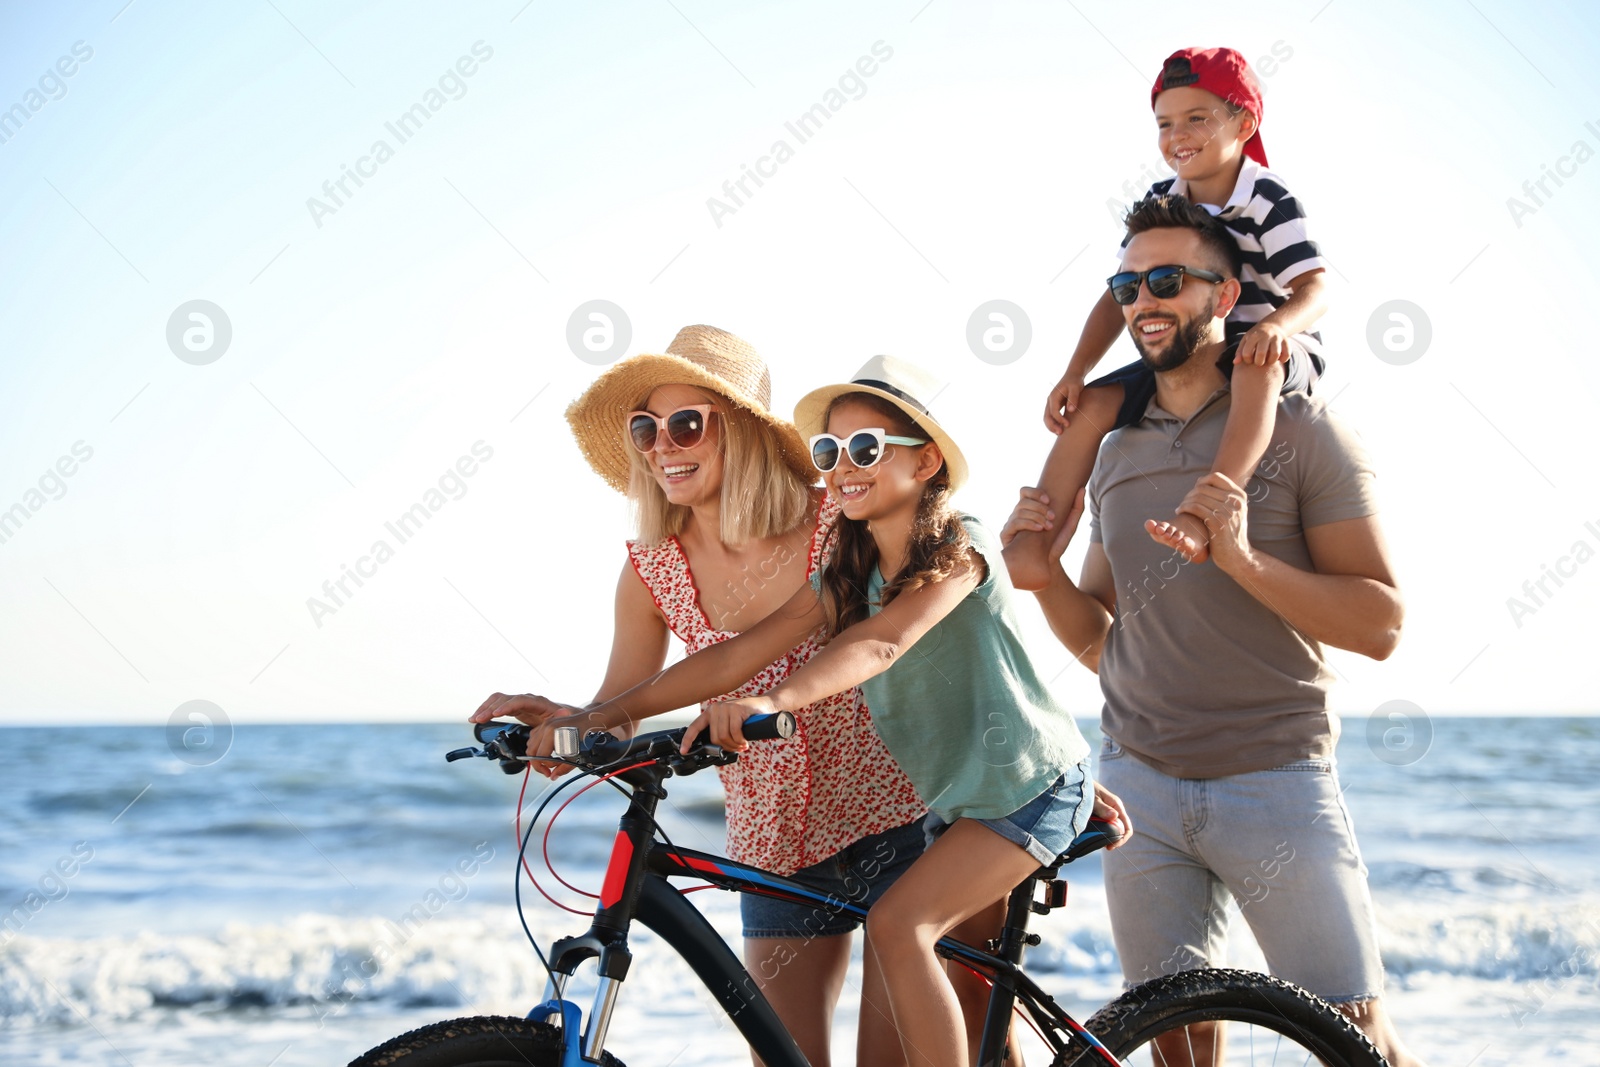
[472,327,929,1067]
[536,354,1127,1067]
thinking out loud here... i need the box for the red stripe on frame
[600,832,634,909]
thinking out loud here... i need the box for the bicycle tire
[1059,968,1387,1066]
[348,1015,626,1067]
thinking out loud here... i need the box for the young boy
[1005,46,1329,590]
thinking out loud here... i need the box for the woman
[474,326,928,1066]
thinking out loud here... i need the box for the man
[1007,194,1424,1066]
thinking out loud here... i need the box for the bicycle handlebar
[451,711,797,775]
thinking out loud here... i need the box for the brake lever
[445,746,484,762]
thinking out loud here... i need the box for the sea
[1,716,1595,1066]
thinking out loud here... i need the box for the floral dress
[627,491,927,876]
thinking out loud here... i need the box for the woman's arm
[563,578,828,734]
[687,552,984,749]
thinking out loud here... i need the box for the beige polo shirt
[1088,388,1378,779]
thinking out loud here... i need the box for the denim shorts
[740,818,927,940]
[923,756,1095,867]
[1097,737,1386,1003]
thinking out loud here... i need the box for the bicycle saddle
[1057,818,1126,863]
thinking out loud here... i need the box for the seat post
[975,872,1048,1066]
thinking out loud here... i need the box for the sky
[1,0,1598,727]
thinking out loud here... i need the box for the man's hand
[469,692,579,726]
[1174,473,1253,574]
[1001,487,1086,560]
[1044,371,1087,434]
[681,695,775,754]
[1235,321,1294,367]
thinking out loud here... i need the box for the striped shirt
[1121,159,1327,360]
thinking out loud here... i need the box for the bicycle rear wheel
[348,1015,626,1067]
[1062,969,1386,1066]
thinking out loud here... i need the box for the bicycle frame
[527,758,1122,1067]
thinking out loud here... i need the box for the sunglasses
[1106,264,1226,305]
[626,404,717,452]
[809,428,928,473]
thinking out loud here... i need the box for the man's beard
[1131,298,1215,372]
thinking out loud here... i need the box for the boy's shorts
[740,818,926,940]
[923,756,1095,867]
[1090,338,1324,431]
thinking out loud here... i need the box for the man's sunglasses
[626,404,717,452]
[1106,265,1226,305]
[809,429,928,473]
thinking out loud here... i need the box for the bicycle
[350,714,1387,1066]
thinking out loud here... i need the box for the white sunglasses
[809,428,928,472]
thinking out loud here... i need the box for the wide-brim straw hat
[793,354,968,491]
[566,324,814,493]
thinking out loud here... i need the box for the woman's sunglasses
[626,404,717,452]
[809,429,928,473]
[1106,264,1225,305]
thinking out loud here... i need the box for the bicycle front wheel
[348,1015,626,1067]
[1063,969,1386,1066]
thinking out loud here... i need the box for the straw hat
[566,324,813,493]
[793,355,969,490]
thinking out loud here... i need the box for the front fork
[528,791,657,1064]
[531,972,623,1065]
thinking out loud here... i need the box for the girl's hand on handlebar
[681,696,774,754]
[470,692,579,726]
[525,717,578,780]
[1092,781,1133,847]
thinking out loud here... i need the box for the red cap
[1150,47,1267,167]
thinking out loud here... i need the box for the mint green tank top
[819,514,1089,821]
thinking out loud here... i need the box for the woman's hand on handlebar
[470,692,580,726]
[1091,781,1133,847]
[682,695,774,754]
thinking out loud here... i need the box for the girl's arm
[559,578,828,735]
[688,552,984,749]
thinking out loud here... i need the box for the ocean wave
[0,913,548,1027]
[4,891,1597,1029]
[1377,900,1600,982]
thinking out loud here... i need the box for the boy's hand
[1235,321,1294,367]
[1044,371,1086,434]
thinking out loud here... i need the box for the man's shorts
[924,756,1095,867]
[740,818,926,940]
[1097,737,1386,1004]
[1090,337,1323,431]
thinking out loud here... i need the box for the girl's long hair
[819,393,970,639]
[624,387,813,547]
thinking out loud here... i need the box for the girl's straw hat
[793,355,969,490]
[566,324,813,493]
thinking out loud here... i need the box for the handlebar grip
[684,710,796,751]
[741,711,796,742]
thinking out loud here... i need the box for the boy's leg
[1146,359,1285,564]
[864,821,1045,1067]
[1004,384,1124,591]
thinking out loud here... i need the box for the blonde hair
[626,387,813,546]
